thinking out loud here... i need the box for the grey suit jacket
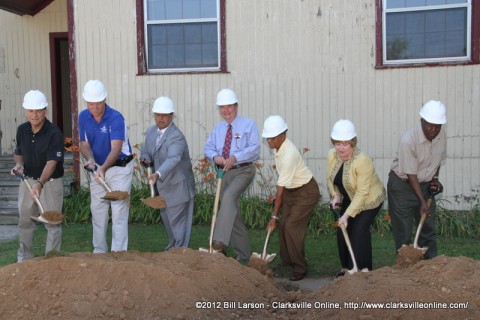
[141,123,195,207]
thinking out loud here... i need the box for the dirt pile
[0,249,478,319]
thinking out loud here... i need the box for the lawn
[0,224,478,276]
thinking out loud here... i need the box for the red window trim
[375,0,480,69]
[135,0,227,75]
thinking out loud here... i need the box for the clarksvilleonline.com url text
[344,301,469,310]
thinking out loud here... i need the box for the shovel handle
[340,224,359,272]
[330,204,358,272]
[262,228,273,260]
[208,176,223,253]
[413,188,442,249]
[147,166,156,198]
[214,164,225,179]
[84,165,113,192]
[14,172,45,213]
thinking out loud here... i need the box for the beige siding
[67,0,479,210]
[0,0,68,154]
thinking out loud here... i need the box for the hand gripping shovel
[412,186,443,253]
[250,227,277,263]
[199,165,225,253]
[330,205,358,274]
[140,163,167,209]
[14,171,63,224]
[84,165,129,201]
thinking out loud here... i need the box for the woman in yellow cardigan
[327,119,386,277]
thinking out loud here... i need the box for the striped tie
[156,130,163,147]
[222,124,232,159]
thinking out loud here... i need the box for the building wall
[71,0,478,210]
[0,0,68,154]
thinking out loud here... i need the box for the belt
[285,178,313,192]
[218,162,253,170]
[27,177,54,182]
[389,170,407,181]
[114,155,134,167]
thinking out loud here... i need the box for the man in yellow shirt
[263,115,321,281]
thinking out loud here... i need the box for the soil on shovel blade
[41,210,64,222]
[102,190,129,200]
[396,244,425,267]
[0,248,478,319]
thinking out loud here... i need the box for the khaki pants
[89,161,133,253]
[213,164,255,260]
[17,177,63,262]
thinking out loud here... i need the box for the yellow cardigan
[327,147,386,218]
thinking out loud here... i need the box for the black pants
[337,204,382,270]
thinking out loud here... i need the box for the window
[377,0,480,66]
[137,0,225,73]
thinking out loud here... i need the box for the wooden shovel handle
[262,228,273,260]
[209,177,223,253]
[84,164,113,192]
[147,167,155,198]
[97,176,113,192]
[340,224,358,272]
[21,176,45,214]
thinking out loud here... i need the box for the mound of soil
[0,249,478,319]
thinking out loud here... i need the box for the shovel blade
[263,253,277,263]
[413,245,429,254]
[347,267,359,275]
[250,252,276,263]
[250,252,262,259]
[31,215,62,225]
[141,196,167,209]
[102,191,129,201]
[198,247,222,254]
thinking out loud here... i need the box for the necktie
[222,124,232,159]
[156,130,163,147]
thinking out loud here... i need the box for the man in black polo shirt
[10,90,64,262]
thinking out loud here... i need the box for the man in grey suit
[140,96,195,249]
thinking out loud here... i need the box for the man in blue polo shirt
[11,90,64,262]
[79,80,133,253]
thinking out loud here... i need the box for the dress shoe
[289,272,307,281]
[212,241,226,255]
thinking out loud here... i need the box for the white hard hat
[419,100,447,124]
[83,80,107,102]
[152,96,175,114]
[262,115,288,138]
[331,119,357,141]
[23,90,48,110]
[216,88,238,106]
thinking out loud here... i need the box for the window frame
[136,0,227,75]
[375,0,480,68]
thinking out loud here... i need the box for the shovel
[14,171,63,225]
[250,227,276,263]
[199,165,225,253]
[84,165,129,200]
[412,186,443,253]
[140,164,167,209]
[330,205,358,274]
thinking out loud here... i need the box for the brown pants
[279,178,321,274]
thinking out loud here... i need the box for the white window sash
[382,0,472,65]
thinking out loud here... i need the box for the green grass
[1,224,479,277]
